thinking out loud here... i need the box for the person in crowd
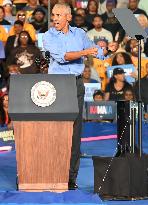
[125,38,145,58]
[125,38,148,78]
[112,52,133,66]
[116,0,128,8]
[105,67,133,101]
[6,31,44,74]
[8,10,36,41]
[93,89,104,101]
[72,14,89,31]
[13,0,28,12]
[0,90,11,127]
[43,3,115,190]
[39,0,48,14]
[94,37,108,49]
[101,0,117,22]
[39,20,48,32]
[123,87,135,101]
[136,14,148,57]
[0,25,8,43]
[5,20,23,58]
[75,7,86,18]
[135,62,148,110]
[85,0,99,28]
[73,8,92,30]
[23,0,47,22]
[23,0,39,18]
[82,65,99,83]
[87,15,113,43]
[2,0,16,25]
[30,8,47,32]
[128,0,147,16]
[103,11,125,43]
[0,6,11,25]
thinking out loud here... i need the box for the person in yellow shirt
[0,25,8,43]
[9,10,36,41]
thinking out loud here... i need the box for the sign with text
[107,64,136,83]
[84,101,116,120]
[0,126,15,149]
[84,83,101,102]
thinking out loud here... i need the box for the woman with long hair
[112,52,133,66]
[6,31,45,74]
[0,91,11,127]
[105,67,133,101]
[85,0,99,27]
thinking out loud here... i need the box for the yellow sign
[0,130,14,141]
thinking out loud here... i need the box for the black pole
[136,35,144,157]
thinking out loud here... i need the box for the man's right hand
[83,47,98,56]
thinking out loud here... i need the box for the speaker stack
[93,101,148,200]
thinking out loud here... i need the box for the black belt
[76,74,82,80]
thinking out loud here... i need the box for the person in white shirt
[87,15,113,43]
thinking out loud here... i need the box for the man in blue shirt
[43,3,113,190]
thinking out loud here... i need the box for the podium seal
[31,81,56,107]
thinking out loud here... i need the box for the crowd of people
[0,0,148,127]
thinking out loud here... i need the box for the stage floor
[0,122,148,205]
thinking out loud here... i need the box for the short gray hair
[53,3,71,15]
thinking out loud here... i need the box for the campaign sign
[85,101,116,120]
[107,64,136,83]
[84,83,101,102]
[0,126,15,149]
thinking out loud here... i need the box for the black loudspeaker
[93,154,148,199]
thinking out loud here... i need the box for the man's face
[93,17,103,29]
[97,40,107,48]
[51,6,71,32]
[94,95,103,101]
[106,3,115,13]
[34,11,45,22]
[14,24,23,35]
[74,16,85,27]
[129,0,138,10]
[124,90,133,101]
[82,67,91,79]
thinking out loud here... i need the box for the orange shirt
[93,57,112,91]
[131,56,148,78]
[9,23,36,42]
[0,25,8,43]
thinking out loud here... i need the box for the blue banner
[107,64,136,83]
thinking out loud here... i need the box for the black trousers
[69,77,85,182]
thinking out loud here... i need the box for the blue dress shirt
[43,26,104,75]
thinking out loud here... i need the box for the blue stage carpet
[0,122,148,205]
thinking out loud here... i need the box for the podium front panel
[9,74,79,121]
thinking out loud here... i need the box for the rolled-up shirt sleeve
[43,32,68,64]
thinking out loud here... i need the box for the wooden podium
[9,74,79,192]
